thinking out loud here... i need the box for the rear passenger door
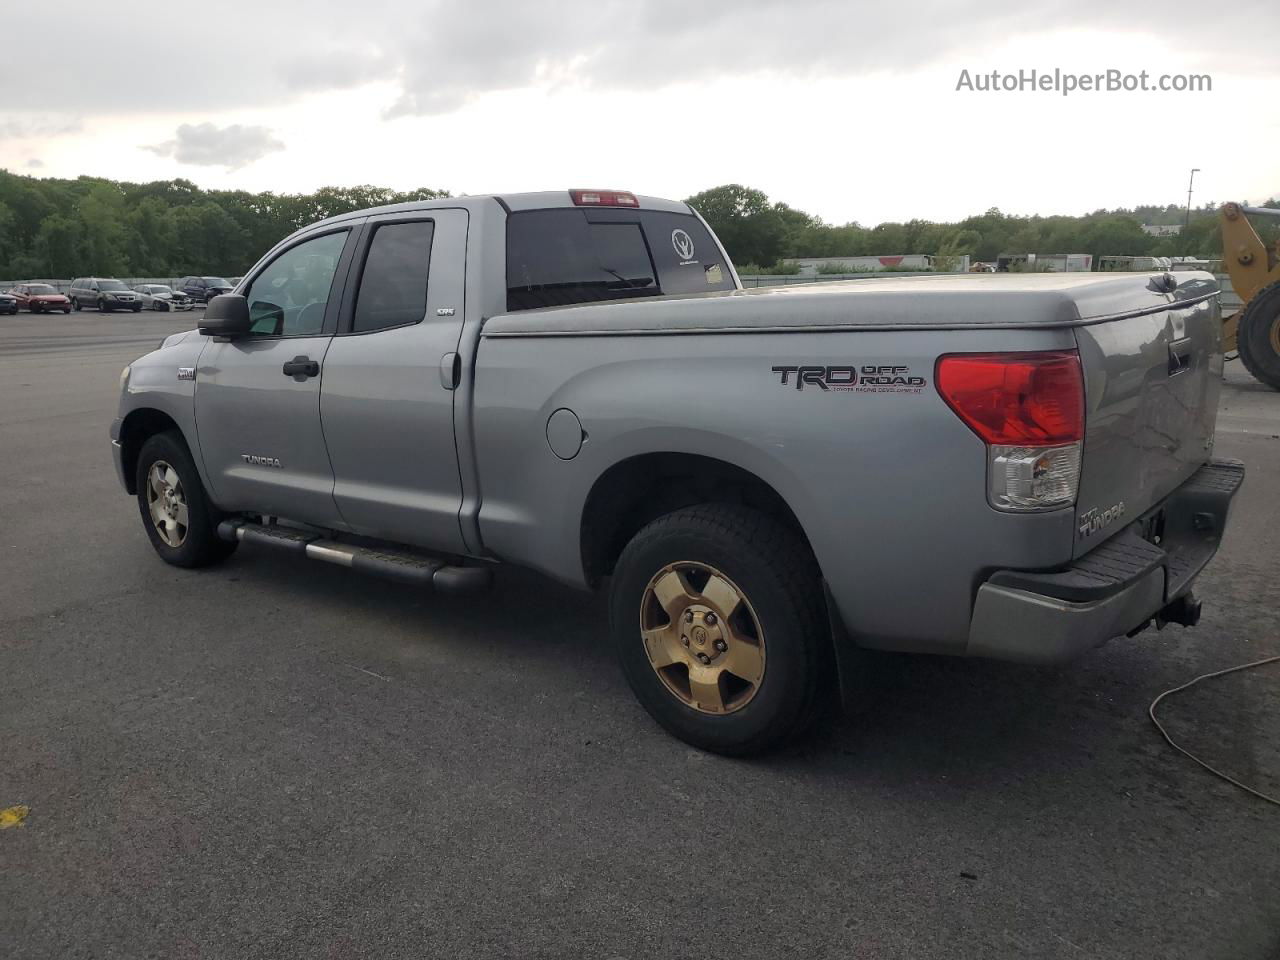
[319,208,469,553]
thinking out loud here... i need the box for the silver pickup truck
[111,189,1244,754]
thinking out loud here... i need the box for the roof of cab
[304,190,692,231]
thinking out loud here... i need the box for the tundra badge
[1078,501,1126,539]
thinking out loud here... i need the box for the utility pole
[1185,168,1200,231]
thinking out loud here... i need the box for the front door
[194,225,360,527]
[319,208,469,553]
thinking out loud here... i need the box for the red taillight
[935,351,1084,445]
[570,189,639,207]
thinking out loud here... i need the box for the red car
[9,283,72,314]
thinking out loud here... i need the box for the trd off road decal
[771,364,927,394]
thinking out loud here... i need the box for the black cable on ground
[1150,656,1280,808]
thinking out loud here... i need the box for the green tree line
[1,170,1275,279]
[684,184,1280,270]
[0,170,447,279]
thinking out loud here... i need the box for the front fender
[115,336,212,495]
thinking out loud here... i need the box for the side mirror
[198,294,252,338]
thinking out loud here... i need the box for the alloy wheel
[146,460,189,548]
[639,561,766,715]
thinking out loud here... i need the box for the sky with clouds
[2,0,1278,225]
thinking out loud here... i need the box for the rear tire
[609,504,829,756]
[1238,280,1280,391]
[135,431,237,568]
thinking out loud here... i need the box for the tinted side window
[243,230,348,337]
[351,220,434,333]
[506,210,657,311]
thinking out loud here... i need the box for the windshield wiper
[601,267,652,290]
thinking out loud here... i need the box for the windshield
[28,284,58,295]
[203,277,230,286]
[99,280,128,291]
[149,285,171,293]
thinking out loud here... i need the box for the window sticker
[671,228,696,264]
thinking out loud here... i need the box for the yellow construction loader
[1220,202,1280,389]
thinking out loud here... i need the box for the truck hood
[483,272,1220,337]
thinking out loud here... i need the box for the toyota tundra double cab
[110,189,1243,754]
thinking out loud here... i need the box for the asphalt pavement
[1,310,1278,959]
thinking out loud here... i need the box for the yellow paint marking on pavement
[0,805,30,829]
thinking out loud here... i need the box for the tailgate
[1071,277,1222,558]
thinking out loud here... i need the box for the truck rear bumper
[966,458,1245,664]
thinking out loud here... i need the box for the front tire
[1238,280,1280,391]
[98,299,110,313]
[609,504,829,756]
[135,431,237,568]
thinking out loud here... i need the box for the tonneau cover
[482,272,1220,337]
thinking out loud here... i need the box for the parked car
[132,284,194,311]
[176,276,234,303]
[69,278,142,312]
[9,282,72,313]
[0,291,19,315]
[110,189,1242,756]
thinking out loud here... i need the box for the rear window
[506,208,733,312]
